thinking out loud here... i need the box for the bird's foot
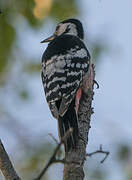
[94,80,99,89]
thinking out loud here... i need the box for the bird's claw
[94,80,99,89]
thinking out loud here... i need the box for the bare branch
[0,139,21,180]
[86,145,110,163]
[34,128,73,180]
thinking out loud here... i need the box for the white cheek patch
[67,23,78,36]
[57,23,78,37]
[57,23,67,36]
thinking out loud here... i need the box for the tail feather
[57,99,78,152]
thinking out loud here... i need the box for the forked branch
[34,128,73,180]
[86,145,109,163]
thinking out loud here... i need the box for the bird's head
[41,19,84,43]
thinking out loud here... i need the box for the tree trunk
[63,64,95,180]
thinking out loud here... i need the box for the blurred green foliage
[116,144,132,180]
[0,0,77,83]
[19,142,55,180]
[19,89,30,100]
[51,0,78,21]
[118,144,131,162]
[92,42,107,64]
[90,169,106,180]
[24,63,41,73]
[0,13,15,75]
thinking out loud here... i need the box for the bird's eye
[65,25,70,33]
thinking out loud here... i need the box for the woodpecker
[41,19,91,152]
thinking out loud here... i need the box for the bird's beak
[40,34,56,43]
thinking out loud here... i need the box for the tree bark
[63,64,95,180]
[0,140,21,180]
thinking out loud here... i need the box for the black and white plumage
[41,19,91,152]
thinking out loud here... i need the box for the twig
[0,139,21,180]
[86,145,109,163]
[48,133,59,144]
[34,128,73,180]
